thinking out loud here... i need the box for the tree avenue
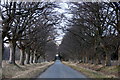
[1,2,60,65]
[1,1,120,67]
[59,2,120,66]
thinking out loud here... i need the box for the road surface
[38,60,87,78]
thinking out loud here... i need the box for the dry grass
[76,63,119,77]
[63,62,118,78]
[2,60,53,78]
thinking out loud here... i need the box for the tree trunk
[37,57,39,63]
[118,45,120,65]
[33,54,37,63]
[98,55,102,64]
[30,54,34,64]
[90,57,94,64]
[82,57,85,63]
[2,40,4,60]
[85,57,88,63]
[95,55,101,65]
[25,53,30,64]
[118,45,120,77]
[0,34,2,68]
[9,41,16,64]
[93,58,96,64]
[105,53,111,66]
[95,58,99,65]
[19,49,25,65]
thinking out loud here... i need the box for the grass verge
[63,62,118,78]
[2,60,53,78]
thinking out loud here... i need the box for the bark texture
[30,54,34,63]
[105,53,111,66]
[9,41,16,64]
[19,49,25,65]
[118,46,120,65]
[33,54,37,63]
[25,53,30,64]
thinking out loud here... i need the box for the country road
[38,60,87,78]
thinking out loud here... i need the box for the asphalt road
[38,60,87,78]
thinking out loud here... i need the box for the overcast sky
[54,3,72,45]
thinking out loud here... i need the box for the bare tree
[59,2,120,66]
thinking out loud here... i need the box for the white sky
[54,3,71,45]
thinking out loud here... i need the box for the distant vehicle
[54,54,62,61]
